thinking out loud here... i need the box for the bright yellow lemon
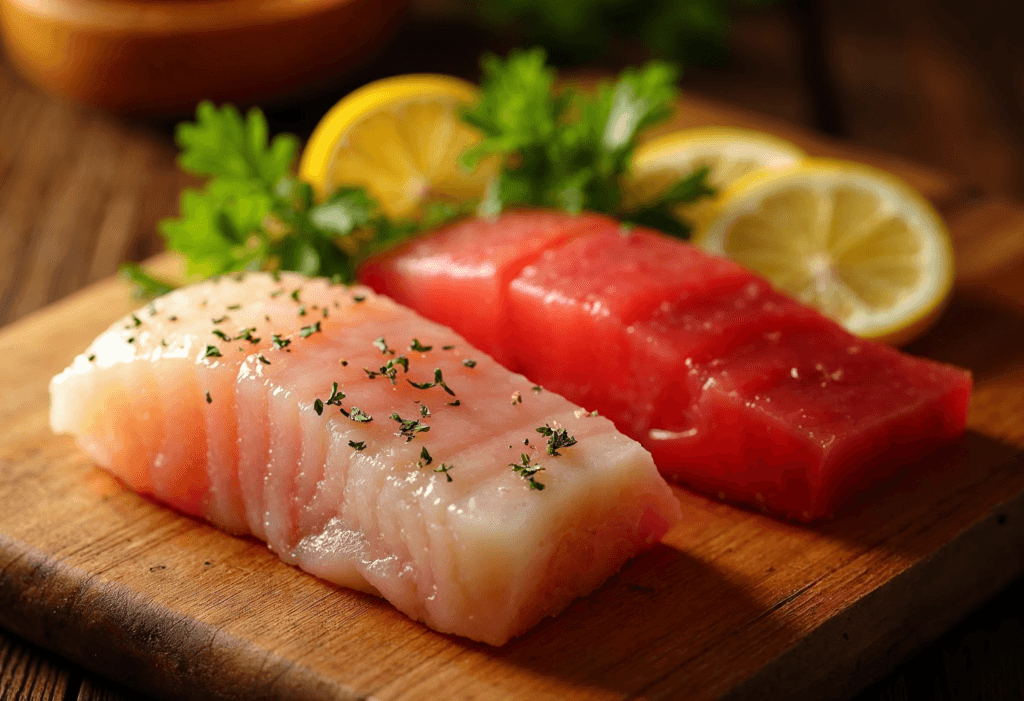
[626,127,805,231]
[299,75,495,220]
[695,159,955,345]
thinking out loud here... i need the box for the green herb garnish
[234,327,260,343]
[347,407,373,423]
[349,440,366,451]
[299,321,321,338]
[390,413,430,442]
[462,358,477,368]
[536,424,578,456]
[461,48,712,234]
[204,345,222,358]
[408,368,456,396]
[434,463,453,482]
[410,338,433,352]
[510,453,545,490]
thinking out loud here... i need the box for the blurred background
[3,0,1024,698]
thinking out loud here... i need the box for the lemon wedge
[298,74,495,220]
[695,159,955,345]
[625,127,805,229]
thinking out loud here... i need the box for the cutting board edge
[0,536,357,701]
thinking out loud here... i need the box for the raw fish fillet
[360,210,973,521]
[50,273,681,645]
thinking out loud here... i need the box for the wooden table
[4,16,1024,701]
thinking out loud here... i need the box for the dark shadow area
[818,429,1024,556]
[417,543,799,701]
[852,573,1024,701]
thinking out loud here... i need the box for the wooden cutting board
[3,98,1024,701]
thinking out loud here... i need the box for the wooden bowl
[0,0,410,114]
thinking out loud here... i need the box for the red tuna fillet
[359,210,972,520]
[50,272,681,645]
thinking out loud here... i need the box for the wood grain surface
[2,80,1024,701]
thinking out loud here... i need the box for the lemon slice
[298,74,495,220]
[625,127,805,229]
[695,159,955,345]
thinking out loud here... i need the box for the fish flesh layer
[359,210,973,521]
[50,273,681,645]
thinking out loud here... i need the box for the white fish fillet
[50,272,681,645]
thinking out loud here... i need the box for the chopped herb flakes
[299,321,322,338]
[390,413,430,442]
[87,354,96,362]
[257,354,271,365]
[298,305,307,316]
[408,368,455,396]
[168,315,178,322]
[462,358,477,368]
[365,355,408,385]
[347,407,373,423]
[272,334,291,350]
[410,339,432,352]
[270,289,284,298]
[313,398,324,415]
[349,440,366,451]
[511,391,522,405]
[290,289,301,302]
[211,316,228,324]
[447,399,461,407]
[227,304,241,310]
[536,424,578,456]
[206,391,212,404]
[419,403,430,418]
[353,295,366,303]
[126,337,136,344]
[130,314,142,327]
[235,327,260,343]
[434,463,454,482]
[373,337,395,355]
[419,446,433,466]
[531,385,543,393]
[326,382,346,407]
[510,453,545,490]
[211,329,230,341]
[204,345,222,358]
